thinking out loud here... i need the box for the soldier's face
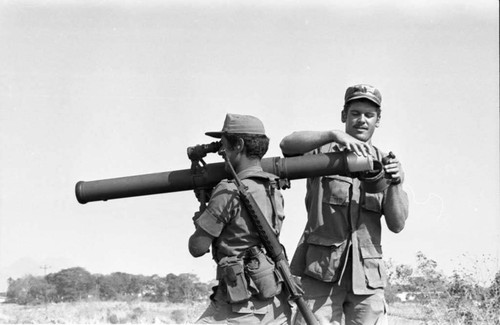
[221,135,239,170]
[343,101,380,142]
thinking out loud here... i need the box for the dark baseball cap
[344,84,382,107]
[205,113,266,138]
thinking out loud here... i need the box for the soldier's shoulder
[244,171,279,183]
[214,179,237,191]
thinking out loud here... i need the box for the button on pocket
[321,176,351,206]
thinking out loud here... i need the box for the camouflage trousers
[293,275,387,325]
[196,285,292,325]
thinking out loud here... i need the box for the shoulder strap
[372,145,385,161]
[236,175,280,235]
[263,179,279,233]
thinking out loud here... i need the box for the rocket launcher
[75,141,378,204]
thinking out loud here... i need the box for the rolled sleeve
[195,209,225,237]
[194,180,237,238]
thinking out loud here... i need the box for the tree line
[5,267,212,305]
[4,251,500,319]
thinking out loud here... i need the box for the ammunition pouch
[217,247,283,303]
[245,246,283,300]
[218,256,252,303]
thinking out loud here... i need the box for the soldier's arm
[188,182,233,258]
[383,159,409,233]
[280,130,370,156]
[188,227,214,257]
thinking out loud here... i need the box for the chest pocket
[321,176,351,206]
[362,192,383,213]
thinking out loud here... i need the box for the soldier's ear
[341,110,347,123]
[236,138,245,152]
[375,114,381,128]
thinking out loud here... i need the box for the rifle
[221,151,319,325]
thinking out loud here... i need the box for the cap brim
[205,131,223,138]
[346,95,381,106]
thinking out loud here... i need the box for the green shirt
[195,166,285,263]
[290,143,395,295]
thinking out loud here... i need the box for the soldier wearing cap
[189,113,292,324]
[280,84,409,325]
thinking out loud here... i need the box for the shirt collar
[237,165,264,179]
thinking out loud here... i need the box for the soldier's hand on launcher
[333,131,371,157]
[192,211,202,224]
[383,153,402,184]
[194,187,213,202]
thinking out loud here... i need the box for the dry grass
[0,301,440,324]
[388,302,439,325]
[387,301,500,325]
[1,300,498,324]
[0,300,209,324]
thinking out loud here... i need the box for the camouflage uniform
[195,166,292,325]
[291,143,397,325]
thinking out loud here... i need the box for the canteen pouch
[219,256,252,303]
[245,247,282,300]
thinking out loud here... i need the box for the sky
[0,0,498,292]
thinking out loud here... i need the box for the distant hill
[0,256,75,291]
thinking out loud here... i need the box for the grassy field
[0,300,498,324]
[0,300,207,324]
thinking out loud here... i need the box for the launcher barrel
[75,151,373,204]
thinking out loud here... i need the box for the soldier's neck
[234,157,262,174]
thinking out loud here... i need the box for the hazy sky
[0,0,498,292]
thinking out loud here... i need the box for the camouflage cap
[344,84,382,107]
[205,113,266,138]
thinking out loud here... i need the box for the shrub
[6,275,55,305]
[171,309,187,323]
